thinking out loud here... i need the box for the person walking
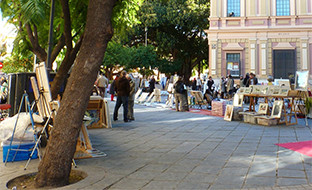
[113,71,130,122]
[149,76,156,95]
[96,72,109,98]
[127,74,135,121]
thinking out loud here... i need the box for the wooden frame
[224,105,234,121]
[271,100,283,118]
[244,87,252,94]
[258,103,269,115]
[279,87,290,96]
[237,87,246,94]
[295,70,309,90]
[233,94,244,107]
[251,85,261,94]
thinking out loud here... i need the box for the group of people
[111,71,135,122]
[95,71,135,122]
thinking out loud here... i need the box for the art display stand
[86,96,112,129]
[190,90,207,109]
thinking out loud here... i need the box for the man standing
[174,76,189,112]
[207,76,214,92]
[226,75,234,98]
[127,74,135,121]
[149,76,156,95]
[96,72,109,98]
[113,71,130,122]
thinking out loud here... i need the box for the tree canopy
[125,0,210,81]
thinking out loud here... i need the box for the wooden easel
[30,62,105,162]
[86,96,112,129]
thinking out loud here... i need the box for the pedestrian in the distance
[127,74,135,121]
[95,72,108,98]
[113,71,130,122]
[149,76,156,95]
[109,74,119,101]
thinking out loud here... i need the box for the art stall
[224,70,311,127]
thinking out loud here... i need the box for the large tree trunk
[35,0,116,187]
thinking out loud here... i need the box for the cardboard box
[2,142,38,162]
[212,101,227,116]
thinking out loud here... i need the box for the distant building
[206,0,312,88]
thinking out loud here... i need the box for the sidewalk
[1,100,311,190]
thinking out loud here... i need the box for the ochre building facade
[206,0,312,87]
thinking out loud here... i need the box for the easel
[4,92,39,165]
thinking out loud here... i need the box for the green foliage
[2,54,33,73]
[124,0,210,78]
[103,41,178,76]
[0,0,141,72]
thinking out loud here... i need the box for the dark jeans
[113,96,129,121]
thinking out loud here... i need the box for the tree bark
[35,0,116,187]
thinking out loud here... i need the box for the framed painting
[295,70,309,90]
[244,87,252,94]
[233,94,244,107]
[238,87,246,94]
[251,85,261,94]
[279,87,290,96]
[272,87,280,96]
[258,103,268,114]
[271,100,283,118]
[224,105,234,121]
[261,86,269,95]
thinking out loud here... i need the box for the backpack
[175,82,185,93]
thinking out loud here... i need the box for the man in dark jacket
[113,71,131,122]
[174,76,189,112]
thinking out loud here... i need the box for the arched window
[227,0,241,17]
[276,0,290,16]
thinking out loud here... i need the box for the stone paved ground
[0,100,311,190]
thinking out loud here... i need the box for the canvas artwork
[233,94,244,107]
[258,103,269,114]
[276,79,290,87]
[252,85,262,94]
[224,105,234,121]
[244,87,252,94]
[295,70,309,90]
[272,87,280,96]
[238,87,246,94]
[271,100,284,118]
[261,86,269,95]
[279,87,290,96]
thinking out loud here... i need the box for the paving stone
[141,180,180,190]
[244,176,276,187]
[277,178,308,186]
[183,172,216,183]
[176,181,210,190]
[154,171,188,181]
[277,169,307,178]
